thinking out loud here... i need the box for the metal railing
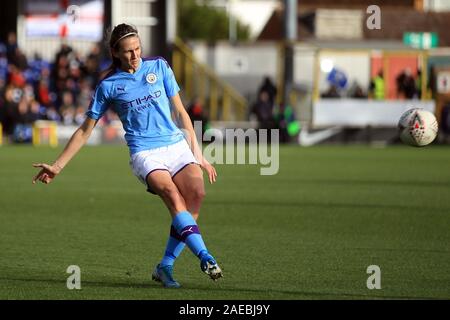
[172,38,247,121]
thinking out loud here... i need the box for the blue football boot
[200,252,223,281]
[152,264,181,288]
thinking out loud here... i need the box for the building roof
[258,5,450,47]
[302,39,422,51]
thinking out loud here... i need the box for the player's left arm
[171,93,217,184]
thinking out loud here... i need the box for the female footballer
[32,24,222,288]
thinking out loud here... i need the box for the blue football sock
[172,211,208,259]
[160,225,186,267]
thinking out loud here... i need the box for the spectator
[396,68,417,99]
[59,91,76,125]
[2,85,21,136]
[369,70,385,100]
[81,43,102,86]
[45,105,61,122]
[415,69,422,99]
[187,97,209,134]
[77,78,93,111]
[8,64,26,88]
[352,85,367,99]
[0,43,8,82]
[250,90,275,130]
[5,32,18,63]
[54,43,73,64]
[74,105,86,126]
[16,94,39,124]
[257,76,277,107]
[349,81,367,99]
[12,97,39,143]
[12,48,28,71]
[0,32,106,143]
[273,102,300,143]
[37,77,52,107]
[27,53,50,84]
[52,54,70,99]
[321,85,340,98]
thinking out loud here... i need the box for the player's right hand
[32,163,61,185]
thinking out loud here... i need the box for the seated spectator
[37,78,51,107]
[59,91,76,125]
[2,85,21,136]
[77,78,93,110]
[8,65,26,88]
[45,105,61,122]
[12,94,41,143]
[0,32,104,142]
[321,85,340,98]
[74,105,86,126]
[0,44,8,82]
[348,81,367,99]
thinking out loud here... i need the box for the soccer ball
[398,108,438,147]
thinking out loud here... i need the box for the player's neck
[121,60,141,74]
[123,66,137,74]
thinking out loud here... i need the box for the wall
[190,41,319,103]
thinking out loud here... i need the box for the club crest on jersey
[146,73,157,84]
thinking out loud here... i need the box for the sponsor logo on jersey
[121,91,162,109]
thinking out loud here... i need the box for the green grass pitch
[0,144,449,299]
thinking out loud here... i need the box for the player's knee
[191,187,206,203]
[160,186,181,202]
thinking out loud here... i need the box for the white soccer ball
[398,108,438,147]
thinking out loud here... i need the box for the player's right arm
[32,117,98,185]
[33,78,110,185]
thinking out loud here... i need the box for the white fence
[313,99,436,128]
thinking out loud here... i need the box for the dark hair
[109,24,138,66]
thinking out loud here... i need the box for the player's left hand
[200,159,217,184]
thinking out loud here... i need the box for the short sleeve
[162,59,180,98]
[86,83,110,120]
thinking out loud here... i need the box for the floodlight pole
[283,0,297,106]
[166,0,177,46]
[165,0,177,64]
[228,0,237,43]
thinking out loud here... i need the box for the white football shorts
[129,139,200,194]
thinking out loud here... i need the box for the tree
[178,0,250,42]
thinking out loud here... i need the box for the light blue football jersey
[86,57,185,155]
